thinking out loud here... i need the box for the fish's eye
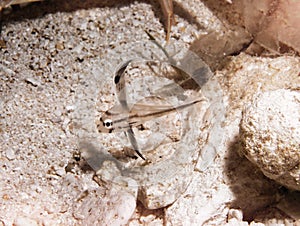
[114,74,121,84]
[103,119,113,128]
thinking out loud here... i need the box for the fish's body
[97,96,205,134]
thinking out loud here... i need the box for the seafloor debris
[237,0,300,55]
[191,0,300,71]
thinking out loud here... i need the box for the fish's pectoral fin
[126,127,146,160]
[134,149,146,160]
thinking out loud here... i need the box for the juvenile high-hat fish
[97,32,207,160]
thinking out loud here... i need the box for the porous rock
[240,89,300,190]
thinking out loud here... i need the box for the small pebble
[25,77,40,87]
[5,149,16,160]
[55,42,65,50]
[66,105,75,112]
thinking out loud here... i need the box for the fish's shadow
[224,135,300,222]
